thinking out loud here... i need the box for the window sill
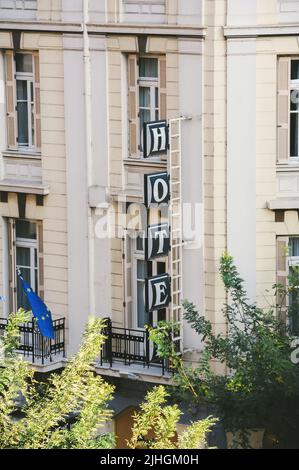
[2,149,41,160]
[267,197,299,211]
[277,165,299,173]
[0,179,49,195]
[124,157,167,167]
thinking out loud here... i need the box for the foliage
[0,310,34,445]
[128,386,217,449]
[0,313,115,449]
[149,254,299,448]
[0,313,215,450]
[148,321,179,361]
[1,309,31,356]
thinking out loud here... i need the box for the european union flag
[17,269,54,340]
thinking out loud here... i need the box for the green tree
[148,254,299,448]
[128,386,217,449]
[0,312,216,450]
[0,312,115,449]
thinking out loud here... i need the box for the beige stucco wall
[256,35,299,307]
[37,0,62,22]
[257,0,278,24]
[0,33,68,329]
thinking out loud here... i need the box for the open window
[127,55,166,158]
[276,235,299,334]
[8,218,44,312]
[132,234,168,329]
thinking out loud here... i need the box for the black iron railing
[100,318,171,375]
[0,317,66,365]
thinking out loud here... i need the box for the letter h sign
[143,120,169,158]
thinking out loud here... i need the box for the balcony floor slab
[94,361,173,385]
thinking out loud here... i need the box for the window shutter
[276,236,289,324]
[277,57,290,163]
[8,218,17,313]
[159,56,167,120]
[123,233,133,328]
[4,51,17,150]
[128,55,138,158]
[33,52,41,151]
[37,221,44,301]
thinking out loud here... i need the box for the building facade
[226,0,299,334]
[1,0,299,446]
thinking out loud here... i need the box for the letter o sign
[144,172,170,208]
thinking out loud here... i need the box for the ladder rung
[171,181,181,186]
[172,244,183,248]
[171,165,180,169]
[171,134,180,138]
[172,291,181,295]
[171,275,182,280]
[172,260,181,264]
[172,198,181,202]
[172,213,181,217]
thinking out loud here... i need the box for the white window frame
[138,57,159,157]
[15,223,38,307]
[132,233,168,330]
[15,53,35,150]
[290,58,299,162]
[287,237,299,333]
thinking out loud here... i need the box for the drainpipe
[83,0,95,315]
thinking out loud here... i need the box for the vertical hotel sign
[143,120,171,314]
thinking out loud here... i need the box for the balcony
[0,0,37,20]
[0,317,66,366]
[99,318,173,378]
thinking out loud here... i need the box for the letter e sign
[145,274,171,312]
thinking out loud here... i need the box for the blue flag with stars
[17,269,54,340]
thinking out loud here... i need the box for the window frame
[15,52,36,151]
[138,57,160,158]
[15,221,38,309]
[289,58,299,162]
[283,236,299,334]
[132,233,168,330]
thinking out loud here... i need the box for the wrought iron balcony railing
[100,318,172,375]
[0,317,66,365]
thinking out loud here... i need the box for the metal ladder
[168,117,185,353]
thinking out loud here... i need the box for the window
[277,236,299,335]
[4,51,41,151]
[7,219,43,313]
[127,55,166,158]
[139,58,159,142]
[16,54,35,148]
[288,237,299,335]
[290,60,299,158]
[132,235,167,329]
[16,220,38,310]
